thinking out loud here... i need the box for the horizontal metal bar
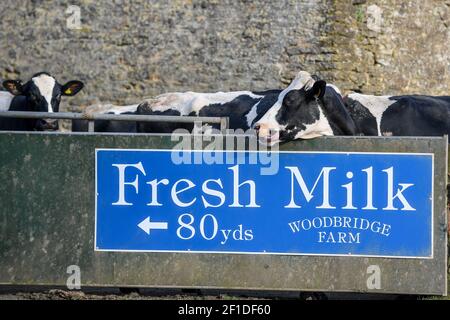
[0,111,227,125]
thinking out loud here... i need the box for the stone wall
[0,0,448,112]
[329,0,450,95]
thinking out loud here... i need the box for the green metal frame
[0,132,447,295]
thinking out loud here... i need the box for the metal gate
[0,111,447,295]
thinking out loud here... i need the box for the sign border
[94,148,435,260]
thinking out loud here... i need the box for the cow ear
[61,81,84,96]
[3,80,23,95]
[307,80,326,100]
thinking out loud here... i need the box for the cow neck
[317,95,358,136]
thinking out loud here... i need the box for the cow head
[254,71,334,145]
[3,72,84,131]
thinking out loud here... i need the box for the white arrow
[138,217,168,235]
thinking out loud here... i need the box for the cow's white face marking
[293,107,334,140]
[347,93,395,135]
[254,71,315,142]
[144,91,264,116]
[0,91,14,111]
[32,74,56,113]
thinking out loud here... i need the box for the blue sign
[95,149,433,258]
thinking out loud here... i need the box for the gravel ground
[0,286,427,300]
[0,286,280,300]
[0,290,245,301]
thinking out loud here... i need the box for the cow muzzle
[36,119,59,131]
[254,123,280,146]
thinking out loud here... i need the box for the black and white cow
[72,87,283,134]
[253,71,355,144]
[134,74,330,133]
[71,103,139,132]
[255,72,450,144]
[136,89,283,133]
[0,72,84,131]
[84,71,327,135]
[69,71,329,135]
[71,89,281,133]
[343,93,450,137]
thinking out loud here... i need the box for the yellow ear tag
[65,88,72,95]
[314,88,322,99]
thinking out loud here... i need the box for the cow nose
[255,123,272,136]
[46,120,59,130]
[36,119,58,131]
[254,123,280,144]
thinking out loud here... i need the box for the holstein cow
[71,89,282,133]
[254,72,356,144]
[71,103,139,132]
[81,71,329,136]
[134,72,328,134]
[135,89,282,133]
[72,89,281,133]
[70,71,318,134]
[344,93,450,137]
[255,74,450,144]
[0,72,84,131]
